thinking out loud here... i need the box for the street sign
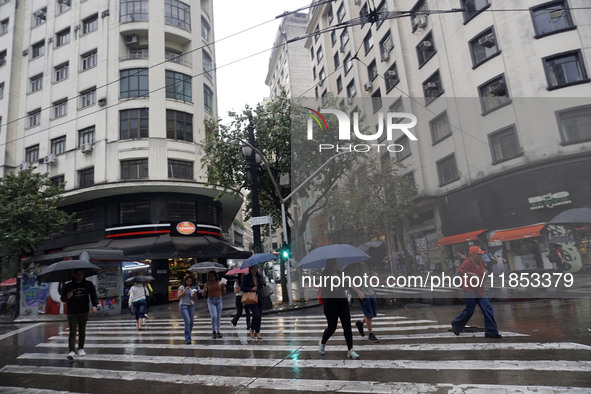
[252,216,270,226]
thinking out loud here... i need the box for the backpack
[547,248,559,263]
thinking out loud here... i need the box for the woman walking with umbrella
[240,264,266,340]
[60,269,98,360]
[128,278,149,331]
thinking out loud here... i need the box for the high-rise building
[272,0,591,274]
[0,0,248,309]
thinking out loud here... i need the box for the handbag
[261,283,274,298]
[241,291,258,305]
[317,288,324,305]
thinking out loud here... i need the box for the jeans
[232,295,251,329]
[451,291,499,335]
[132,299,147,320]
[207,296,223,332]
[322,298,353,350]
[67,312,89,352]
[179,304,195,342]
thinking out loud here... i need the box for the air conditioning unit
[385,70,397,79]
[380,51,390,62]
[478,35,495,48]
[418,40,433,51]
[81,143,93,153]
[22,49,29,56]
[34,9,46,19]
[413,15,428,29]
[43,154,56,164]
[101,9,110,18]
[124,34,139,46]
[47,37,53,44]
[19,162,31,170]
[487,81,505,95]
[425,81,439,90]
[74,24,81,31]
[364,81,373,91]
[98,98,107,106]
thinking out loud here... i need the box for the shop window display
[168,258,195,301]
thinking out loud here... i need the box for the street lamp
[232,137,353,306]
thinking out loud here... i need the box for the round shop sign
[176,221,196,235]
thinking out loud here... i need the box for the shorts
[359,295,377,318]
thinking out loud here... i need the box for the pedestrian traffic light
[281,244,290,260]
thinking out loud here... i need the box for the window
[81,50,97,70]
[30,74,43,92]
[347,80,356,98]
[0,50,5,66]
[543,50,589,90]
[165,70,192,102]
[469,28,500,68]
[201,17,210,41]
[129,48,149,60]
[51,136,66,155]
[379,31,394,59]
[360,3,369,27]
[395,136,411,161]
[430,111,452,144]
[32,41,45,59]
[119,201,150,225]
[314,25,320,43]
[340,29,349,49]
[367,60,378,81]
[52,99,68,118]
[120,68,149,98]
[168,159,193,179]
[410,0,427,32]
[461,0,490,22]
[363,31,373,54]
[556,105,591,145]
[479,74,511,114]
[416,32,436,67]
[78,126,95,146]
[489,125,521,164]
[319,68,326,82]
[165,48,181,62]
[168,200,196,222]
[165,0,191,31]
[82,14,98,34]
[51,175,65,189]
[344,52,353,74]
[120,108,149,139]
[75,208,94,231]
[80,88,96,108]
[384,63,399,92]
[371,89,382,113]
[376,1,388,29]
[316,47,323,63]
[423,71,443,105]
[78,168,94,188]
[166,110,192,141]
[0,82,4,99]
[203,85,213,114]
[337,4,345,23]
[54,62,69,82]
[121,159,148,180]
[321,89,328,106]
[25,145,39,163]
[28,109,41,127]
[56,28,70,47]
[531,0,575,37]
[436,154,459,185]
[331,31,337,46]
[120,0,148,23]
[0,19,8,35]
[327,5,334,24]
[203,51,213,80]
[33,8,47,27]
[333,53,340,69]
[312,66,316,80]
[336,76,343,93]
[57,0,71,14]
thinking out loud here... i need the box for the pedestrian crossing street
[1,312,590,393]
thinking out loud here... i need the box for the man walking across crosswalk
[451,246,502,339]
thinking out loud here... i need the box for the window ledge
[560,138,591,146]
[462,4,491,25]
[472,51,501,70]
[534,25,577,39]
[417,50,437,70]
[431,133,452,146]
[425,90,444,106]
[491,151,524,166]
[438,176,460,187]
[481,99,513,116]
[547,78,590,91]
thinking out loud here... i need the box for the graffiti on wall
[20,273,50,315]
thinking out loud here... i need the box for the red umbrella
[0,278,17,286]
[226,267,249,276]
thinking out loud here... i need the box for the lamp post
[241,114,263,254]
[232,137,352,306]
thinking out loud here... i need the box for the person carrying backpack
[548,244,565,272]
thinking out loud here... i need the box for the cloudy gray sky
[213,1,312,122]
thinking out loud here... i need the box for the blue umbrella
[240,253,278,269]
[296,244,371,269]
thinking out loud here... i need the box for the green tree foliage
[0,168,78,266]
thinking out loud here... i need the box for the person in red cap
[451,246,501,339]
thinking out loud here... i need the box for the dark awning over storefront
[434,229,487,246]
[489,224,546,243]
[108,235,252,260]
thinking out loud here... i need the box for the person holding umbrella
[60,269,98,360]
[240,264,266,340]
[128,278,149,331]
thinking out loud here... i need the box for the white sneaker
[67,351,75,360]
[319,340,326,355]
[347,349,360,359]
[78,349,86,356]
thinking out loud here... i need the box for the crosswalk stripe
[1,365,588,393]
[0,323,45,341]
[16,352,591,372]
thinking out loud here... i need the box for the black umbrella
[548,208,591,224]
[188,262,227,273]
[37,259,101,283]
[125,275,155,284]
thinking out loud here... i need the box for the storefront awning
[434,229,487,246]
[489,224,546,243]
